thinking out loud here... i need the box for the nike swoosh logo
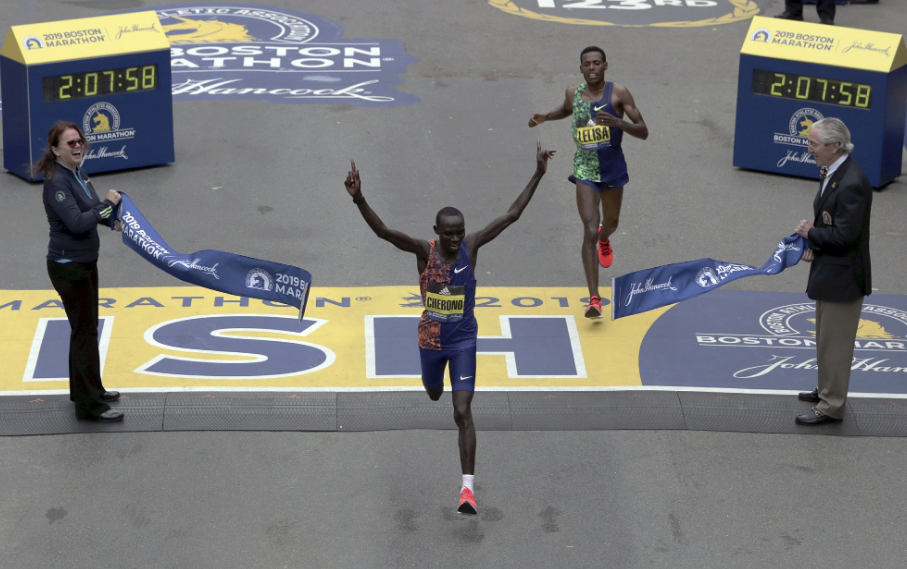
[594,104,608,111]
[459,376,473,381]
[454,266,467,274]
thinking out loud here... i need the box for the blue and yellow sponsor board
[742,17,907,73]
[733,18,907,188]
[0,12,169,65]
[1,12,174,179]
[0,286,662,394]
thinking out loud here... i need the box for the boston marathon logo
[487,0,759,28]
[702,302,907,379]
[81,102,135,162]
[136,4,418,106]
[23,35,45,50]
[750,28,771,43]
[696,302,907,350]
[246,268,273,291]
[638,292,907,393]
[774,108,822,167]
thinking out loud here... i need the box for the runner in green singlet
[529,46,648,319]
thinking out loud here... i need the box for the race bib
[424,283,465,322]
[576,121,611,151]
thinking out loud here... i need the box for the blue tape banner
[116,193,311,318]
[611,234,807,320]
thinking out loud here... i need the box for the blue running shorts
[568,172,630,192]
[419,345,477,392]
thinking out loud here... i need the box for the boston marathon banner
[612,234,807,320]
[115,193,311,320]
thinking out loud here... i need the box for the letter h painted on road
[365,315,587,378]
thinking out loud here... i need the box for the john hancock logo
[137,4,419,106]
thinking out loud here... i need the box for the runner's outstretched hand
[528,113,547,128]
[344,159,361,198]
[536,141,556,174]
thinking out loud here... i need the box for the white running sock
[462,474,475,492]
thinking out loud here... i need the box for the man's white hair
[813,117,854,153]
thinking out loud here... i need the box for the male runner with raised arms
[529,46,648,319]
[344,142,554,515]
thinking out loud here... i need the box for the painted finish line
[3,287,905,395]
[0,286,658,393]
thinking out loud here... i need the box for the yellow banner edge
[741,16,907,73]
[2,11,169,65]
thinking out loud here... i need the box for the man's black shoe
[798,388,820,403]
[850,0,877,4]
[78,409,124,423]
[820,19,834,25]
[796,407,840,425]
[775,11,803,20]
[101,391,120,402]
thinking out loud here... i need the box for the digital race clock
[1,12,174,180]
[752,69,872,109]
[43,64,158,103]
[733,17,907,189]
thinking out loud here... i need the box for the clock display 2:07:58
[42,64,158,103]
[752,69,872,110]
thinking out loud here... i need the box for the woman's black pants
[46,259,110,419]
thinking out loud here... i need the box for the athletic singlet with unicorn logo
[571,81,628,184]
[418,240,477,351]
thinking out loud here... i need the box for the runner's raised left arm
[468,142,555,251]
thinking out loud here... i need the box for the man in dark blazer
[794,117,872,425]
[776,0,836,25]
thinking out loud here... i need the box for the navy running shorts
[568,172,630,192]
[419,345,476,392]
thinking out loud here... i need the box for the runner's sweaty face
[435,215,465,256]
[579,52,607,87]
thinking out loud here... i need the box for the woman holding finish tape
[34,121,124,423]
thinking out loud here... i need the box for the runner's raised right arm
[528,86,576,127]
[345,159,430,261]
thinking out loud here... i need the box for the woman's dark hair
[32,121,90,180]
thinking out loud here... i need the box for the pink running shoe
[584,296,603,319]
[597,225,614,268]
[457,487,478,515]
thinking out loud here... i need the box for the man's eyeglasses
[62,139,84,148]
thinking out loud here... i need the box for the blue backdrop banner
[611,234,807,320]
[115,193,311,319]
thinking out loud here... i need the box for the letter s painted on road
[137,314,335,379]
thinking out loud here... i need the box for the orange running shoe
[457,487,478,515]
[598,225,614,268]
[584,296,603,319]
